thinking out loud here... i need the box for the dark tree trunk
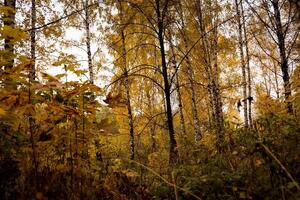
[30,0,36,81]
[3,0,16,70]
[272,0,292,113]
[29,0,39,186]
[156,0,178,164]
[167,30,187,136]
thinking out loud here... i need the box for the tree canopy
[0,0,299,199]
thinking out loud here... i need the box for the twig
[124,158,202,200]
[172,171,179,200]
[25,2,98,32]
[260,143,300,192]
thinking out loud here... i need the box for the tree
[117,0,135,160]
[246,0,299,113]
[271,0,292,112]
[176,1,202,141]
[2,0,16,72]
[194,0,224,149]
[30,0,36,80]
[83,0,94,84]
[155,0,179,164]
[235,0,249,127]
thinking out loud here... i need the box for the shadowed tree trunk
[30,0,36,80]
[155,0,178,164]
[118,1,135,160]
[28,0,39,185]
[272,0,292,113]
[3,0,16,70]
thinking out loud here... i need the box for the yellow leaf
[41,72,59,82]
[0,107,6,116]
[255,159,263,167]
[122,169,139,177]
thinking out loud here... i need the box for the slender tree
[155,0,178,163]
[195,0,224,149]
[118,0,135,160]
[246,0,298,113]
[83,0,94,84]
[30,0,36,80]
[167,30,187,136]
[177,2,202,141]
[271,0,292,112]
[240,0,253,127]
[3,0,16,70]
[235,0,249,127]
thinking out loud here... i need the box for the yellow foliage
[255,93,286,115]
[0,25,28,43]
[148,152,159,168]
[0,107,6,116]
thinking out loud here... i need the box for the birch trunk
[235,0,249,128]
[84,0,94,84]
[195,0,224,148]
[240,0,252,127]
[167,31,187,136]
[147,83,157,152]
[118,1,135,160]
[3,0,16,70]
[29,0,39,183]
[177,1,202,141]
[187,63,202,142]
[30,0,36,81]
[211,0,224,140]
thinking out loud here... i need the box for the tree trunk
[196,0,224,149]
[29,0,39,187]
[119,1,135,160]
[30,0,36,81]
[235,0,248,128]
[167,31,187,136]
[175,72,186,135]
[84,0,94,84]
[211,1,224,143]
[240,0,252,127]
[177,1,202,141]
[156,0,178,164]
[273,62,280,99]
[272,0,292,113]
[147,83,157,152]
[187,63,202,142]
[3,0,16,70]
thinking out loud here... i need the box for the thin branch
[170,15,236,85]
[260,143,300,192]
[125,159,202,200]
[25,2,98,32]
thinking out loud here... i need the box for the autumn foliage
[0,0,300,199]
